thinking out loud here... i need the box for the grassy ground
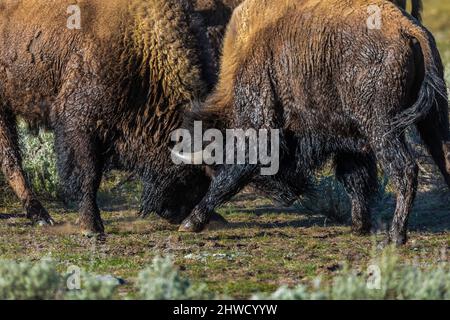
[0,188,449,299]
[0,2,449,299]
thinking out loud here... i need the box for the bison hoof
[351,225,371,236]
[36,218,55,227]
[388,232,407,246]
[81,230,107,241]
[179,216,206,233]
[26,200,55,226]
[78,218,105,237]
[80,226,105,237]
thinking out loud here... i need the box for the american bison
[0,0,219,235]
[192,0,428,212]
[177,0,449,245]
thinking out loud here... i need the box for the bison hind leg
[371,132,418,245]
[54,123,105,236]
[415,103,450,189]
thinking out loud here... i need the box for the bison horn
[170,148,205,164]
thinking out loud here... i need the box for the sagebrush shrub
[294,169,390,224]
[1,249,449,300]
[137,256,212,300]
[295,172,351,223]
[63,273,118,300]
[255,247,450,300]
[445,64,450,91]
[0,259,61,300]
[0,260,118,300]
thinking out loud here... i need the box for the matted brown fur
[209,0,431,120]
[195,0,423,62]
[0,0,216,233]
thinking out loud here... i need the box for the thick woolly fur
[0,0,216,233]
[195,0,422,65]
[181,0,449,245]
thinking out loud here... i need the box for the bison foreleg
[0,111,53,225]
[179,164,258,232]
[54,124,104,236]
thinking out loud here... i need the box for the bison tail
[396,21,450,188]
[390,23,447,133]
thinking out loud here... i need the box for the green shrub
[0,259,61,300]
[1,250,449,300]
[295,169,390,224]
[0,259,118,300]
[445,63,450,90]
[255,247,450,300]
[64,273,118,300]
[136,256,213,300]
[295,172,351,224]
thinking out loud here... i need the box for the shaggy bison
[177,0,449,245]
[194,0,426,210]
[0,0,218,234]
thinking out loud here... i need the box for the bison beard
[0,0,218,234]
[180,0,449,245]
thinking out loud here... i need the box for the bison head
[139,163,211,224]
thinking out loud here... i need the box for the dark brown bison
[193,0,428,211]
[177,0,449,245]
[0,0,218,235]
